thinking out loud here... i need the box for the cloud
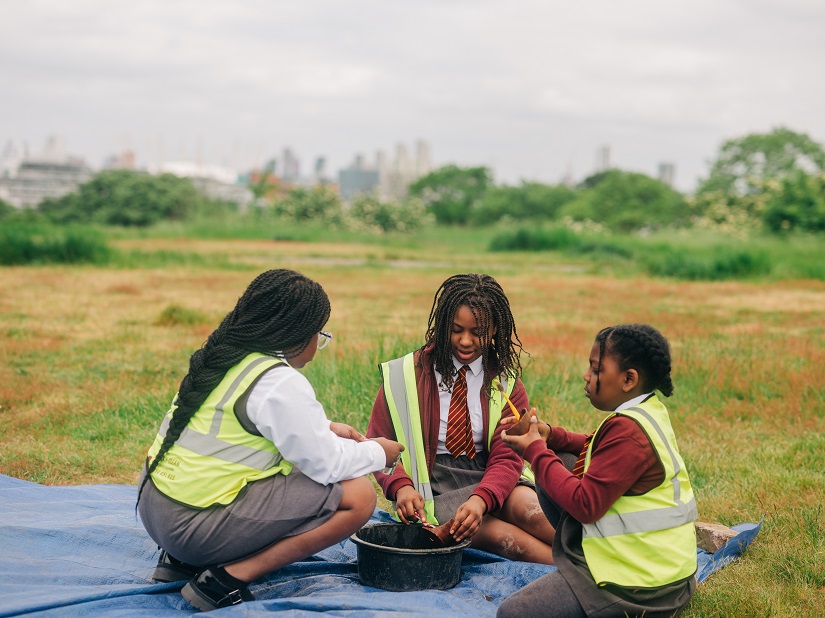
[1,0,823,191]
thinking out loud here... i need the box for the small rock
[695,521,738,552]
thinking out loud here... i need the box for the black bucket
[351,523,471,591]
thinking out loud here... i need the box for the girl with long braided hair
[367,273,556,564]
[137,269,403,612]
[499,324,697,618]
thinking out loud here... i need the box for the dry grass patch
[1,246,824,615]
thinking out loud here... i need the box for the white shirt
[615,392,653,412]
[245,365,386,486]
[434,355,485,454]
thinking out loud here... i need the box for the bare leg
[222,476,376,582]
[498,485,556,545]
[469,486,554,564]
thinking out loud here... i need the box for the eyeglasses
[317,331,333,350]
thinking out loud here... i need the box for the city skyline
[2,2,824,194]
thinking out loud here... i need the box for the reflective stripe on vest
[148,353,292,507]
[380,352,517,525]
[581,396,697,588]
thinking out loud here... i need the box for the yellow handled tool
[493,377,521,420]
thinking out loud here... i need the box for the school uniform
[367,343,529,523]
[139,355,385,566]
[498,394,697,618]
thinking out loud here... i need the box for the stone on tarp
[695,521,738,553]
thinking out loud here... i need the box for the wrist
[469,493,489,515]
[523,438,546,463]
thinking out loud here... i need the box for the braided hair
[594,323,674,397]
[422,273,524,390]
[136,269,330,507]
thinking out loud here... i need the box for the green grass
[2,232,824,615]
[0,221,111,265]
[491,225,825,281]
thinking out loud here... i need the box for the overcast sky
[2,0,824,192]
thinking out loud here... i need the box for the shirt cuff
[365,438,387,469]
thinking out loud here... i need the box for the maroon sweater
[366,345,529,514]
[523,414,666,524]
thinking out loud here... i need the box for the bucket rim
[351,522,471,555]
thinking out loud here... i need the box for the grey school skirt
[137,467,343,566]
[430,452,535,524]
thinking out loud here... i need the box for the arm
[523,416,659,523]
[248,368,385,485]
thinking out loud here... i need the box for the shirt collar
[615,392,653,412]
[453,355,483,378]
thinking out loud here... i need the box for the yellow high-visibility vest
[147,353,293,508]
[581,395,698,588]
[380,352,528,524]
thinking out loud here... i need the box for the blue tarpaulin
[0,474,760,616]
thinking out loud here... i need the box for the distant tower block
[658,162,675,187]
[395,143,411,175]
[415,139,432,176]
[282,147,300,182]
[314,156,328,182]
[596,145,611,172]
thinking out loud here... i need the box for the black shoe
[181,566,254,612]
[152,549,199,582]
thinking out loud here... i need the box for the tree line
[1,127,823,235]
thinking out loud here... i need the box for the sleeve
[247,368,385,486]
[545,424,590,455]
[471,378,529,513]
[523,416,657,523]
[366,384,415,500]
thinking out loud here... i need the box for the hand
[497,414,518,429]
[497,407,550,441]
[330,422,366,442]
[529,408,552,442]
[501,413,544,456]
[372,437,404,467]
[450,495,486,542]
[395,485,424,524]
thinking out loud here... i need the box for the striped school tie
[445,366,475,459]
[572,435,593,478]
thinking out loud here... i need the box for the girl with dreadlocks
[498,324,697,618]
[367,273,556,564]
[136,269,403,612]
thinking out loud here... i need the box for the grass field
[1,235,823,616]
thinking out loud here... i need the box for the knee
[496,595,517,618]
[507,487,545,526]
[343,476,377,519]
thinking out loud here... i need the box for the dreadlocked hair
[595,323,674,397]
[422,273,524,390]
[136,269,330,508]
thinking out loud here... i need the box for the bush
[346,195,434,233]
[0,222,111,265]
[562,170,689,232]
[472,182,577,225]
[490,226,633,260]
[271,187,345,225]
[154,304,209,327]
[0,197,15,220]
[38,170,203,227]
[490,226,583,252]
[762,172,825,233]
[644,246,772,280]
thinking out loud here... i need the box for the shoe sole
[181,581,219,612]
[152,564,198,583]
